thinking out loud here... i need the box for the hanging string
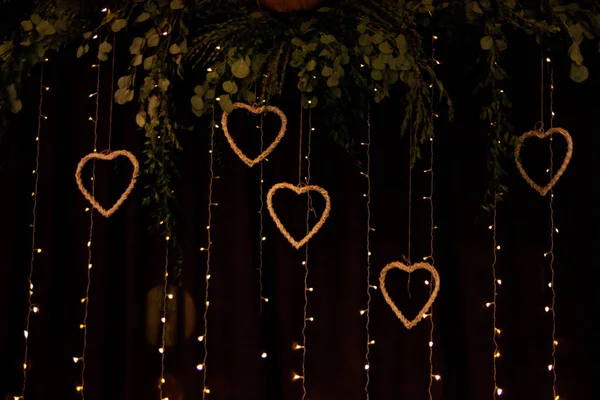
[16,61,48,400]
[158,244,170,400]
[200,106,217,398]
[76,36,102,397]
[546,55,559,400]
[426,30,438,400]
[259,113,267,312]
[362,105,373,399]
[406,126,413,294]
[107,35,116,151]
[490,199,501,398]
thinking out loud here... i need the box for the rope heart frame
[514,127,573,196]
[379,261,440,330]
[75,150,140,218]
[266,182,331,249]
[221,102,288,167]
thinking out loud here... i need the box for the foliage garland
[2,0,600,238]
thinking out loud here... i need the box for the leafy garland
[2,0,600,237]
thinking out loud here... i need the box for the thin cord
[107,35,116,151]
[547,57,558,400]
[491,201,500,399]
[427,31,438,400]
[363,106,373,399]
[158,244,170,400]
[201,106,216,398]
[79,43,102,398]
[18,62,47,400]
[298,103,303,185]
[300,105,314,400]
[259,114,266,312]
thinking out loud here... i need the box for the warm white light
[79,324,86,329]
[496,245,501,250]
[32,306,39,313]
[486,302,492,307]
[497,279,502,285]
[293,374,303,380]
[76,386,83,392]
[545,306,550,312]
[497,388,503,395]
[261,352,267,358]
[207,67,213,72]
[158,348,164,354]
[197,364,204,370]
[429,341,434,347]
[424,280,430,285]
[364,364,370,370]
[216,97,221,101]
[204,388,210,393]
[553,340,558,346]
[360,310,366,315]
[495,328,501,334]
[369,340,375,345]
[302,261,306,265]
[548,364,553,371]
[168,294,174,299]
[198,335,204,342]
[73,357,80,363]
[494,351,501,358]
[101,7,108,12]
[548,282,553,288]
[434,375,441,381]
[162,31,168,36]
[307,317,314,322]
[161,317,166,323]
[546,57,551,62]
[307,287,314,291]
[206,274,211,279]
[262,237,266,241]
[23,363,27,369]
[92,34,98,39]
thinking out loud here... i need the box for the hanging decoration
[74,150,140,218]
[379,262,440,330]
[266,182,331,249]
[514,127,573,196]
[221,103,288,168]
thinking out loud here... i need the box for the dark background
[1,22,600,400]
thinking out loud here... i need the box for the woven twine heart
[379,262,440,330]
[221,102,288,167]
[266,182,331,249]
[75,150,140,218]
[515,127,573,196]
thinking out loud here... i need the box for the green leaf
[218,94,234,113]
[372,57,386,70]
[395,35,407,55]
[169,44,181,55]
[133,54,143,66]
[99,41,113,53]
[327,75,339,87]
[130,37,145,55]
[317,7,331,12]
[136,12,151,23]
[291,37,304,47]
[379,42,393,54]
[330,86,342,99]
[21,20,33,31]
[357,24,367,34]
[144,56,155,70]
[569,63,589,82]
[111,19,128,33]
[77,46,84,58]
[207,71,220,84]
[222,81,239,94]
[170,0,185,9]
[300,20,312,33]
[322,66,334,77]
[320,34,336,45]
[98,51,108,62]
[480,36,493,50]
[371,33,384,44]
[371,70,383,81]
[495,39,507,52]
[306,60,317,71]
[568,43,583,65]
[358,34,371,47]
[231,59,250,79]
[191,95,204,110]
[36,20,56,37]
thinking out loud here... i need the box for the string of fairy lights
[198,106,217,398]
[361,107,374,398]
[489,199,502,398]
[544,54,559,400]
[73,34,102,396]
[426,31,439,398]
[158,245,169,400]
[15,60,48,400]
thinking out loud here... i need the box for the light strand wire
[18,61,47,400]
[491,200,500,399]
[259,113,266,312]
[201,106,216,399]
[107,35,115,151]
[427,30,438,400]
[547,55,558,400]
[158,244,169,399]
[79,36,102,398]
[363,105,373,399]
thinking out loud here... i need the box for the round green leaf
[231,59,250,79]
[379,42,393,54]
[36,20,56,37]
[112,19,128,33]
[320,34,336,45]
[77,46,84,58]
[170,0,185,9]
[570,63,589,82]
[222,81,239,94]
[99,41,113,53]
[306,60,317,71]
[372,57,386,70]
[480,36,493,50]
[136,12,151,23]
[21,20,33,31]
[191,95,204,110]
[358,34,371,47]
[322,66,334,77]
[371,70,383,81]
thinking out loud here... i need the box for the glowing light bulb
[553,340,558,346]
[545,306,550,312]
[364,364,370,370]
[307,317,314,322]
[497,279,502,285]
[497,388,503,395]
[548,364,553,371]
[369,340,375,345]
[158,348,164,354]
[76,386,83,392]
[161,317,166,323]
[434,375,441,381]
[429,341,434,347]
[32,306,39,313]
[207,67,213,72]
[496,245,501,250]
[79,324,86,329]
[261,352,267,358]
[204,388,210,394]
[197,364,204,370]
[73,357,80,363]
[168,294,174,299]
[206,274,211,280]
[486,302,492,307]
[425,280,430,285]
[360,310,366,315]
[23,363,27,369]
[495,328,501,334]
[262,236,266,241]
[198,335,204,342]
[101,7,108,12]
[307,287,314,291]
[494,352,501,358]
[293,374,303,380]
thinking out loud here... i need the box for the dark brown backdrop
[1,32,600,400]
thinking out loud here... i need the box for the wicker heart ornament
[379,261,440,330]
[514,127,573,196]
[266,182,331,249]
[75,150,140,218]
[221,103,288,167]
